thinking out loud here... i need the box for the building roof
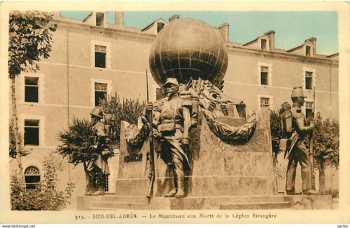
[56,13,337,63]
[141,18,167,32]
[243,30,275,46]
[82,12,93,22]
[286,43,304,52]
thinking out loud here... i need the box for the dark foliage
[11,157,74,210]
[57,94,145,166]
[9,11,57,78]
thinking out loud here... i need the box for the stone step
[88,202,149,210]
[77,194,333,210]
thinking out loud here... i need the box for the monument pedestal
[114,110,274,198]
[76,110,334,210]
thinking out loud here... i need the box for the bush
[312,116,339,168]
[57,119,96,166]
[10,157,74,210]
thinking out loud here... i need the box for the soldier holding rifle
[86,107,113,194]
[145,77,191,198]
[285,87,315,195]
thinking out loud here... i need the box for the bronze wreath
[202,110,256,144]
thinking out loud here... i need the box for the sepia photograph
[0,1,349,224]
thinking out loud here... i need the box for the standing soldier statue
[86,107,113,194]
[152,78,192,198]
[285,86,315,195]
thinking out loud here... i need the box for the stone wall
[116,110,274,197]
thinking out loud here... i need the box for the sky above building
[60,11,338,55]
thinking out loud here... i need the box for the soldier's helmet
[164,77,179,87]
[90,107,103,119]
[291,86,307,98]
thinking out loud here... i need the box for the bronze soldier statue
[153,78,192,198]
[285,87,315,195]
[86,107,113,194]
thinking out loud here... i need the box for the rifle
[284,132,299,159]
[146,70,156,198]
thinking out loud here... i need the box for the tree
[56,94,145,190]
[10,157,74,210]
[8,11,57,165]
[311,115,339,194]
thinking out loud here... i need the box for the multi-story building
[10,12,338,208]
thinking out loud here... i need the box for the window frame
[258,95,273,110]
[305,45,312,57]
[20,115,45,147]
[91,79,112,107]
[96,12,105,27]
[24,166,41,191]
[260,38,268,50]
[258,63,272,86]
[24,119,40,146]
[157,22,165,33]
[303,67,316,91]
[24,77,39,103]
[22,73,44,105]
[91,40,111,69]
[305,100,314,119]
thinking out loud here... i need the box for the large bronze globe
[149,18,228,85]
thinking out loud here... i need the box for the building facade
[10,12,338,208]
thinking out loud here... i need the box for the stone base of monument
[76,194,334,210]
[114,111,274,198]
[76,110,334,210]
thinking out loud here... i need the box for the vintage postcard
[0,1,349,224]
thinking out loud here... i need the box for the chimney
[169,15,180,22]
[114,11,124,27]
[218,23,229,42]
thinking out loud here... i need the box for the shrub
[312,116,339,168]
[10,157,74,210]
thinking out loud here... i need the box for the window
[261,39,267,50]
[94,82,108,106]
[260,66,269,85]
[96,12,104,26]
[24,166,40,190]
[305,45,311,56]
[24,119,39,146]
[260,97,271,109]
[305,101,314,119]
[305,71,313,90]
[24,77,39,103]
[95,45,107,68]
[157,22,165,33]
